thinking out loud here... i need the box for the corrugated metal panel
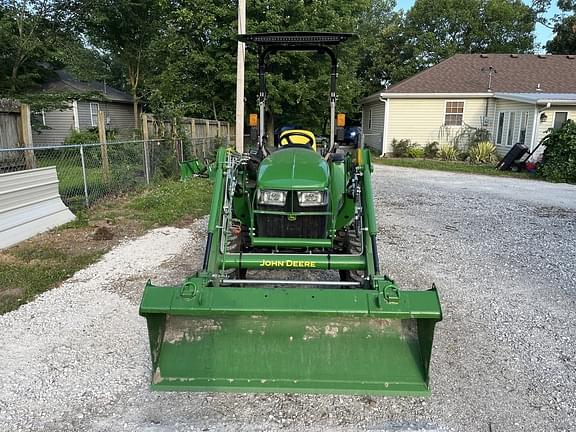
[32,109,75,145]
[0,167,75,249]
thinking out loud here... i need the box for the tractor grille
[256,214,327,238]
[256,191,328,238]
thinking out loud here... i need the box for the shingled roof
[41,70,133,103]
[383,54,576,94]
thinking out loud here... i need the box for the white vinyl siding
[534,106,576,158]
[362,101,386,152]
[384,98,493,154]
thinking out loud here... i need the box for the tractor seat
[279,129,317,151]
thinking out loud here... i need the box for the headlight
[258,189,287,206]
[349,131,356,137]
[297,191,327,207]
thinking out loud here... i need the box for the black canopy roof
[238,32,354,47]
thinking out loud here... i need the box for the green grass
[373,157,537,180]
[0,177,213,314]
[0,246,103,314]
[128,178,213,228]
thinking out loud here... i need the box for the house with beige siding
[32,70,139,145]
[362,54,576,158]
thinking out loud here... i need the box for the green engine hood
[258,148,330,190]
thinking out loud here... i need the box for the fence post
[141,113,150,184]
[173,117,183,163]
[80,145,89,207]
[191,119,198,157]
[19,103,36,169]
[97,111,110,182]
[204,119,210,156]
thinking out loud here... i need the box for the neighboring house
[361,54,576,157]
[32,70,139,145]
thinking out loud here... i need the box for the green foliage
[0,246,102,314]
[469,129,492,146]
[539,120,576,183]
[129,178,213,228]
[469,141,498,163]
[391,138,415,157]
[424,141,440,158]
[404,0,535,70]
[546,1,576,54]
[439,144,459,161]
[64,129,99,145]
[407,146,425,158]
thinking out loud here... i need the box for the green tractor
[140,32,442,395]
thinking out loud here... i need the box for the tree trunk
[11,64,19,93]
[133,95,139,130]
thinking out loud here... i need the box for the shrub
[424,141,440,158]
[469,141,498,164]
[64,129,99,145]
[438,144,458,161]
[539,120,576,183]
[391,138,414,157]
[469,129,491,146]
[407,146,425,158]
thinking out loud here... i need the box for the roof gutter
[378,92,494,99]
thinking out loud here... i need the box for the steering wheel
[279,131,315,149]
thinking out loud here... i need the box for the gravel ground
[1,166,575,432]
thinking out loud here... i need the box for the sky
[394,0,562,51]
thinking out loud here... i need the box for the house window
[496,112,505,144]
[444,101,464,126]
[368,108,373,130]
[518,112,529,144]
[90,102,100,127]
[32,109,46,127]
[507,112,516,146]
[553,112,568,129]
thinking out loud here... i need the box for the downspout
[379,95,389,157]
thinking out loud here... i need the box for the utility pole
[235,0,246,153]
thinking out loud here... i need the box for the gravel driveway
[1,166,575,432]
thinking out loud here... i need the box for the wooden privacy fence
[0,100,37,170]
[141,114,234,161]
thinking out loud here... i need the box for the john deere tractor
[140,32,442,395]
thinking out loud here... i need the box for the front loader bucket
[140,283,442,396]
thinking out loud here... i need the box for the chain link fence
[0,136,227,210]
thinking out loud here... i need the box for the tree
[546,0,576,53]
[0,0,57,93]
[59,0,165,128]
[355,0,412,93]
[403,0,536,69]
